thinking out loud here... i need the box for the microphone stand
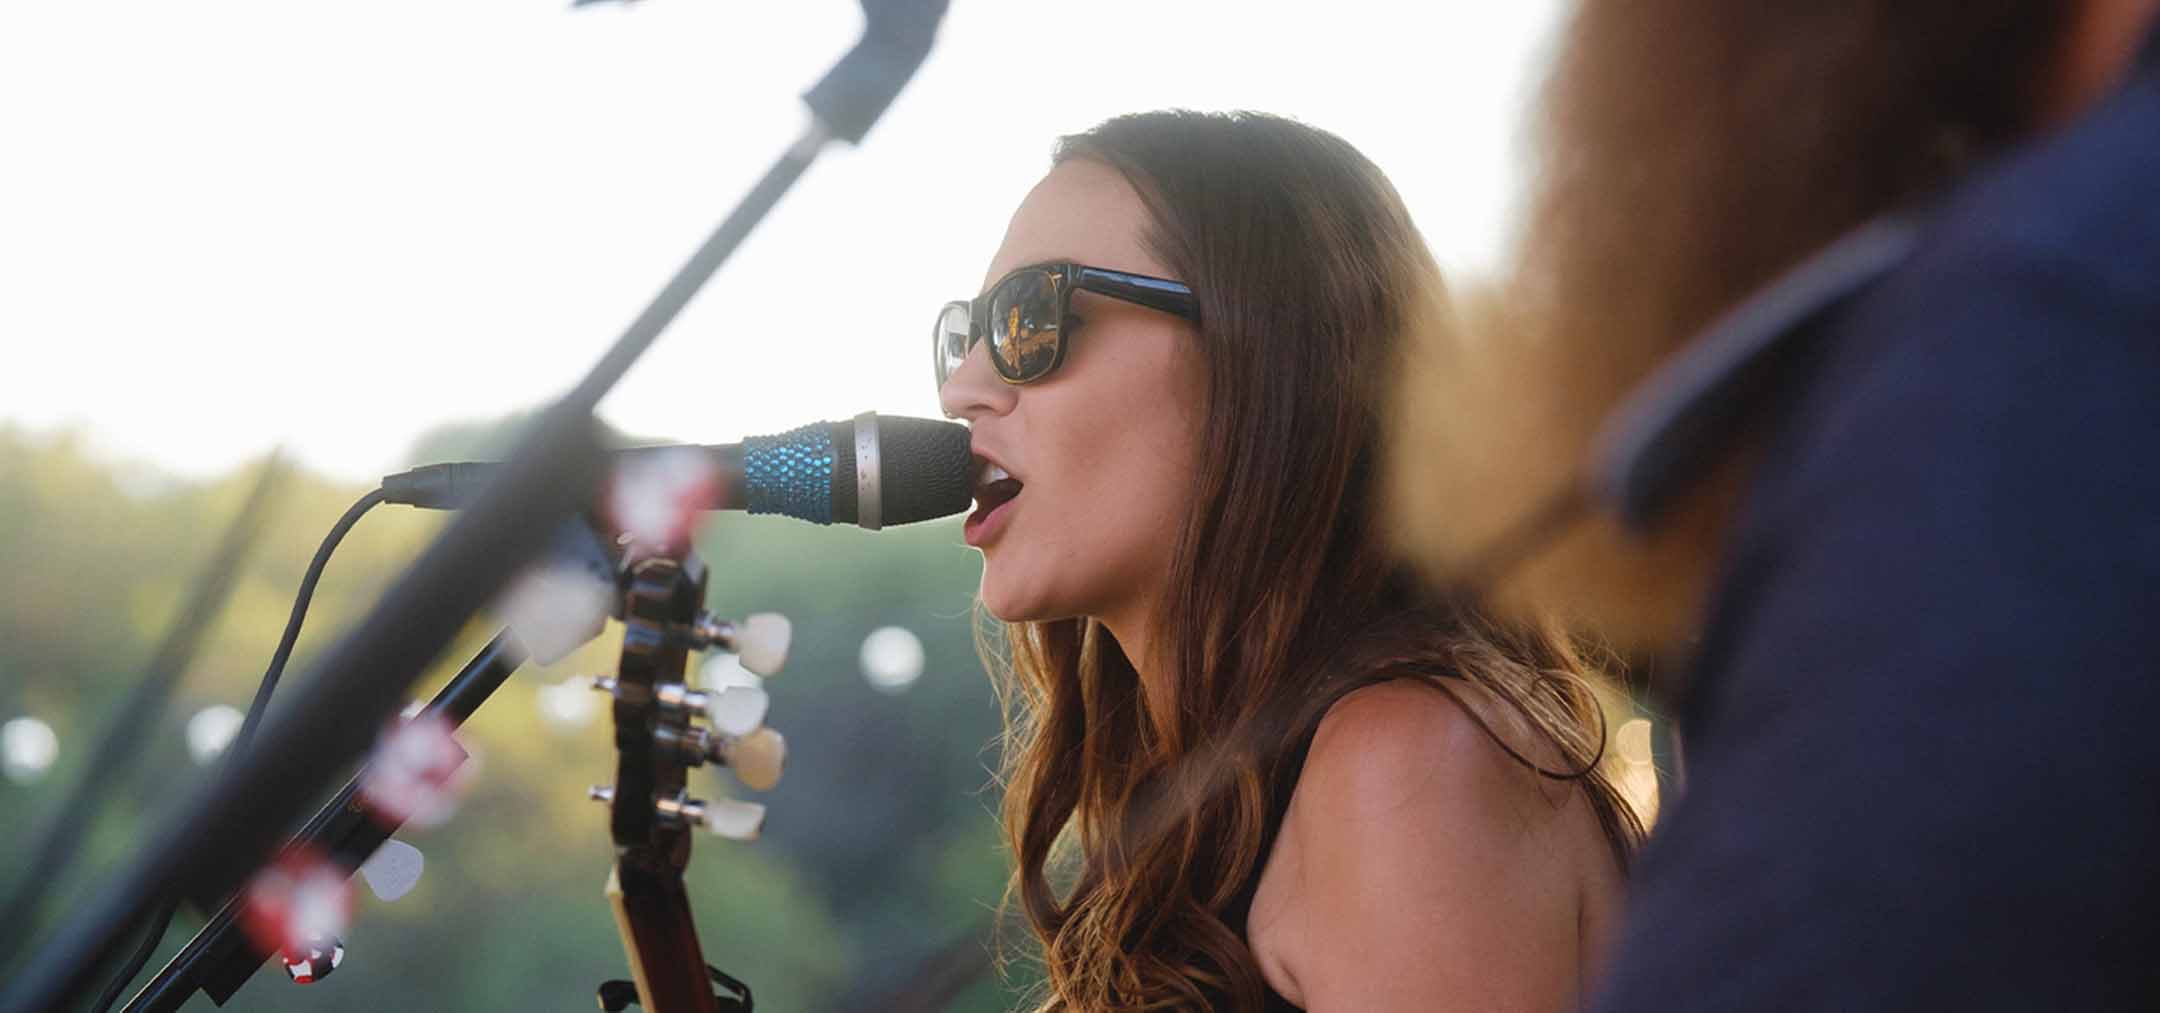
[0,5,946,1008]
[118,632,528,1013]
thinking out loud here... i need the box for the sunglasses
[934,262,1199,387]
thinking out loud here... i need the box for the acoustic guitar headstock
[589,546,790,1013]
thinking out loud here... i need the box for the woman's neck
[1097,601,1178,732]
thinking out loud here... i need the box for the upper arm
[1254,681,1590,1013]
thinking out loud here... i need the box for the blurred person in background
[1389,2,2160,1009]
[936,110,1640,1011]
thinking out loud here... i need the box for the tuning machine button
[688,611,792,677]
[703,686,769,737]
[734,613,791,676]
[596,785,766,841]
[717,727,786,791]
[356,839,425,903]
[696,798,767,841]
[655,795,766,841]
[653,683,769,736]
[659,724,786,790]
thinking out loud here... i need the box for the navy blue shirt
[1592,37,2160,1013]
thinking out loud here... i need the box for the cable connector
[379,463,501,510]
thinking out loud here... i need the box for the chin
[977,566,1067,626]
[977,587,1044,625]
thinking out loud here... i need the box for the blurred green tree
[0,419,1026,1011]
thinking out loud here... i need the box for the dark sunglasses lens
[934,301,972,386]
[987,271,1062,381]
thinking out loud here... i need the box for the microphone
[381,411,973,530]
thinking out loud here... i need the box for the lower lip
[964,494,1017,547]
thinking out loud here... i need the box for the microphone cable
[88,488,386,1012]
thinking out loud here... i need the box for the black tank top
[1247,784,1314,1011]
[1220,660,1466,1011]
[1203,610,1456,1011]
[1235,738,1313,1006]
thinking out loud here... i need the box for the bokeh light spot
[1,716,58,784]
[606,447,720,548]
[536,676,601,732]
[496,563,613,667]
[360,714,471,828]
[860,626,924,694]
[187,703,245,765]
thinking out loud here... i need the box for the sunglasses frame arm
[1070,266,1200,324]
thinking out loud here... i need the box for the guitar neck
[605,858,722,1013]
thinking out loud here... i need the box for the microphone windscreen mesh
[874,415,974,526]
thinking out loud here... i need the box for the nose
[938,337,1018,423]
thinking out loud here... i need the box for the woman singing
[934,110,1639,1012]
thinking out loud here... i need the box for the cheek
[981,348,1202,621]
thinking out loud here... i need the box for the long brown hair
[985,110,1642,1011]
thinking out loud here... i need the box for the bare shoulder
[1301,679,1561,827]
[1248,679,1606,1012]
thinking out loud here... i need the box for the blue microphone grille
[742,423,837,523]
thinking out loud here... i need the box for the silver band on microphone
[854,410,882,530]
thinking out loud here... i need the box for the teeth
[981,464,1012,486]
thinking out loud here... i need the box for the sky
[0,0,1563,482]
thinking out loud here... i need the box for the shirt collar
[1588,216,1921,530]
[1589,23,2160,531]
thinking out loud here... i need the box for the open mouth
[967,458,1023,543]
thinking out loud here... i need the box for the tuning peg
[697,652,765,694]
[697,798,766,841]
[703,686,770,737]
[720,727,786,791]
[656,794,766,840]
[688,612,792,677]
[735,613,791,677]
[356,839,424,903]
[652,681,764,733]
